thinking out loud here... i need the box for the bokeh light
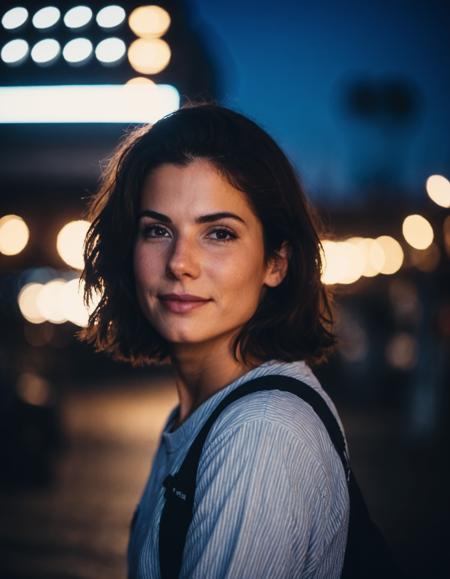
[409,243,440,272]
[443,215,450,257]
[95,37,126,64]
[1,39,29,65]
[128,5,171,38]
[63,278,92,327]
[24,323,54,347]
[0,214,30,255]
[320,240,339,285]
[37,278,68,324]
[31,38,60,65]
[321,240,364,285]
[17,278,100,328]
[18,278,100,327]
[402,214,434,250]
[426,174,450,208]
[96,5,126,29]
[18,283,46,324]
[125,76,155,85]
[64,5,93,29]
[62,38,93,65]
[375,235,404,275]
[16,373,52,406]
[338,241,365,284]
[320,235,406,285]
[128,38,171,74]
[0,84,179,123]
[32,6,61,30]
[347,237,384,278]
[56,220,90,269]
[2,7,29,30]
[336,308,368,363]
[388,279,421,323]
[386,333,418,371]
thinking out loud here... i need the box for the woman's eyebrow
[139,210,171,223]
[196,212,246,225]
[138,210,246,226]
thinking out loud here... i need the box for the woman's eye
[141,224,171,239]
[208,228,237,242]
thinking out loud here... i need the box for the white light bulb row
[2,5,173,75]
[1,5,126,31]
[1,37,127,66]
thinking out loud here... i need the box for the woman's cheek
[134,244,161,284]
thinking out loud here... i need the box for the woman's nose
[165,236,201,280]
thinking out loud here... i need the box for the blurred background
[0,1,449,577]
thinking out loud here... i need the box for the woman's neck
[169,339,260,427]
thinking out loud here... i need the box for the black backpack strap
[159,374,350,579]
[159,374,403,579]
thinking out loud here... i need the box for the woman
[81,104,349,578]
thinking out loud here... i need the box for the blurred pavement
[0,377,177,579]
[0,376,448,579]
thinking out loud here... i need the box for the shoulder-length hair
[80,103,335,366]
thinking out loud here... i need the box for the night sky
[191,0,450,201]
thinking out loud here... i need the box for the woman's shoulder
[205,361,346,474]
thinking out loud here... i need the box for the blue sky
[190,0,450,202]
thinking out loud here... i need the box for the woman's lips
[158,294,211,314]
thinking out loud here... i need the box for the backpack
[158,374,403,578]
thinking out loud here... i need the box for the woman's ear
[264,242,291,288]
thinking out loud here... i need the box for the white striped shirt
[128,360,349,578]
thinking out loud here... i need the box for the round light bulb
[31,38,60,65]
[32,6,61,30]
[96,5,126,29]
[128,38,171,74]
[95,37,126,64]
[1,38,29,65]
[128,5,171,38]
[64,5,93,29]
[2,7,29,30]
[63,38,93,65]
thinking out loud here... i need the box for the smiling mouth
[158,294,211,314]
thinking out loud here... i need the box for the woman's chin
[160,331,204,346]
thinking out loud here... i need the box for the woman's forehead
[140,159,254,217]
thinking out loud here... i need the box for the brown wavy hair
[80,103,335,366]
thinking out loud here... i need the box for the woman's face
[134,158,285,352]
